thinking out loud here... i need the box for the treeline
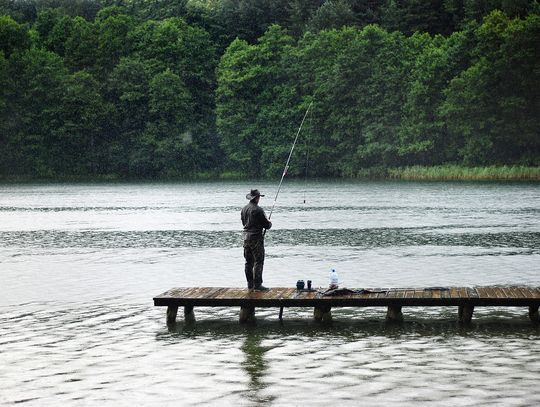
[0,0,539,179]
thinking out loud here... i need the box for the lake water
[1,181,539,406]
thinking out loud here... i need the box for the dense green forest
[1,0,539,179]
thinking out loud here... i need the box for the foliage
[0,14,29,57]
[0,1,538,179]
[306,0,358,33]
[440,11,540,165]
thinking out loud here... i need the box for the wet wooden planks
[154,286,540,308]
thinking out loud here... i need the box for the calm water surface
[1,181,539,406]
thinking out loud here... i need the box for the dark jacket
[241,201,271,240]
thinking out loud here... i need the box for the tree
[36,0,100,20]
[130,17,217,111]
[53,71,111,175]
[105,57,151,175]
[314,25,411,173]
[130,69,195,177]
[0,51,9,175]
[34,7,63,47]
[440,11,540,165]
[0,15,30,58]
[2,48,68,177]
[287,0,325,37]
[95,7,135,72]
[0,0,37,23]
[216,25,296,177]
[148,68,192,125]
[212,0,290,44]
[380,0,454,35]
[306,0,358,33]
[292,27,364,176]
[402,0,454,35]
[349,0,384,27]
[44,14,75,56]
[0,51,7,110]
[64,16,97,71]
[129,16,219,174]
[398,29,474,164]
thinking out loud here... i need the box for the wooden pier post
[314,305,332,322]
[386,305,403,322]
[239,306,256,324]
[166,305,178,324]
[184,305,196,324]
[458,304,474,324]
[529,305,539,323]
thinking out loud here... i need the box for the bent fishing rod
[264,100,313,234]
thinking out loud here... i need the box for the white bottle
[329,268,339,289]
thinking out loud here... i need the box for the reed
[385,165,540,181]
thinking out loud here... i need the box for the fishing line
[303,149,309,204]
[303,108,312,204]
[267,100,314,224]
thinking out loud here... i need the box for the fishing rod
[266,100,313,224]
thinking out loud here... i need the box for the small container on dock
[329,269,338,289]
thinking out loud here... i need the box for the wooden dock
[153,286,540,324]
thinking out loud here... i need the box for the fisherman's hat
[246,189,265,200]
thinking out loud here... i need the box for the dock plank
[500,287,512,299]
[197,287,212,299]
[386,290,397,299]
[476,287,488,298]
[375,290,387,299]
[510,287,525,298]
[459,287,468,298]
[413,289,424,299]
[449,287,459,299]
[214,287,231,299]
[154,286,540,311]
[516,287,529,299]
[534,288,540,299]
[283,288,296,299]
[495,287,507,299]
[177,287,195,298]
[485,287,498,298]
[527,287,540,299]
[272,287,289,299]
[513,287,525,298]
[216,288,234,299]
[523,287,536,298]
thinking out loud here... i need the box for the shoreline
[0,165,539,183]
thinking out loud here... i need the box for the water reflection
[157,307,539,341]
[240,330,273,405]
[155,310,539,404]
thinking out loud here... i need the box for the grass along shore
[384,165,540,181]
[1,165,539,183]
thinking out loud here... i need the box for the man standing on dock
[241,189,272,291]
